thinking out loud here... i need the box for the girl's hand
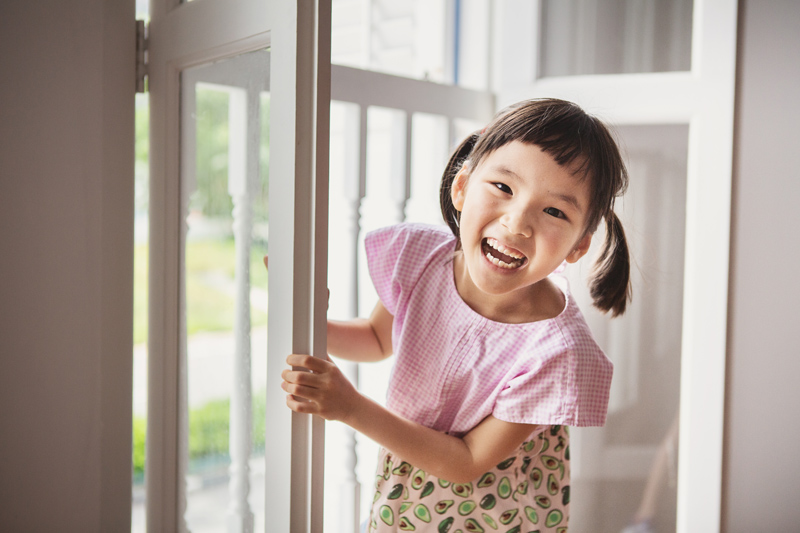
[281,353,359,423]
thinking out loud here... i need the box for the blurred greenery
[132,389,267,481]
[191,87,269,220]
[132,416,146,482]
[135,93,149,215]
[132,85,271,345]
[193,89,234,217]
[133,240,268,345]
[133,67,272,480]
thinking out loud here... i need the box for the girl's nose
[500,211,532,238]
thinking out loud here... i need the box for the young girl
[281,98,631,532]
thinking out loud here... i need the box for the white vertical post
[265,1,330,531]
[226,87,255,533]
[448,117,458,157]
[177,76,198,533]
[339,103,366,533]
[146,1,272,531]
[311,3,331,532]
[389,112,412,222]
[177,185,191,533]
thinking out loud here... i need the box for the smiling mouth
[482,238,527,269]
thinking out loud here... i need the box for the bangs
[470,99,626,231]
[507,107,601,181]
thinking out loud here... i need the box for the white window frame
[492,1,737,531]
[146,0,330,530]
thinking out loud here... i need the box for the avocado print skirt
[367,425,571,533]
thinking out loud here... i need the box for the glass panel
[180,49,270,532]
[325,101,359,533]
[540,0,693,77]
[132,1,150,531]
[331,0,451,82]
[131,86,150,533]
[567,124,688,533]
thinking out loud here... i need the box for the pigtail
[440,132,481,241]
[589,211,632,317]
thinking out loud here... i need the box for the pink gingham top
[365,223,613,437]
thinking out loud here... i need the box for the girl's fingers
[281,380,320,401]
[282,352,351,421]
[286,353,332,373]
[285,394,318,415]
[281,368,321,388]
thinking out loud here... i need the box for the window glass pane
[132,1,150,531]
[180,48,270,532]
[540,0,693,77]
[568,124,688,533]
[331,0,451,83]
[131,89,149,533]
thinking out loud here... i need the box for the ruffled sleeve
[364,223,454,317]
[492,311,614,427]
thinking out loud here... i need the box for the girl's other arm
[281,353,537,483]
[327,300,393,363]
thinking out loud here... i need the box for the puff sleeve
[364,223,453,317]
[492,311,613,428]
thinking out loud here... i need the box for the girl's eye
[493,182,512,194]
[544,207,565,219]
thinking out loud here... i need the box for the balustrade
[327,67,492,530]
[178,62,492,532]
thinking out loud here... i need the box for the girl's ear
[566,232,592,264]
[450,166,469,211]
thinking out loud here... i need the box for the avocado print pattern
[367,426,570,532]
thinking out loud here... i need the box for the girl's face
[451,141,593,307]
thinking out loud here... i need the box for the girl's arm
[327,300,394,362]
[281,353,537,483]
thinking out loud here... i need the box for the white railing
[179,61,493,532]
[326,65,494,531]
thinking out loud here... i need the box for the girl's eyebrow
[554,192,583,213]
[492,164,584,213]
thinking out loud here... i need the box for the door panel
[179,48,270,533]
[147,1,330,531]
[539,0,693,76]
[567,124,688,533]
[494,1,737,531]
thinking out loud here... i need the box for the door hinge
[136,20,149,93]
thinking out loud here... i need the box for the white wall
[724,0,800,530]
[0,0,135,530]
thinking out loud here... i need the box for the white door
[493,1,737,531]
[146,1,330,531]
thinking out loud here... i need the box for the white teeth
[483,238,526,269]
[486,252,520,269]
[486,238,524,260]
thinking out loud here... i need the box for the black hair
[439,98,631,316]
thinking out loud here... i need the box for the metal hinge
[136,20,149,93]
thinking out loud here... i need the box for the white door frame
[264,1,330,531]
[493,0,737,531]
[147,0,330,530]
